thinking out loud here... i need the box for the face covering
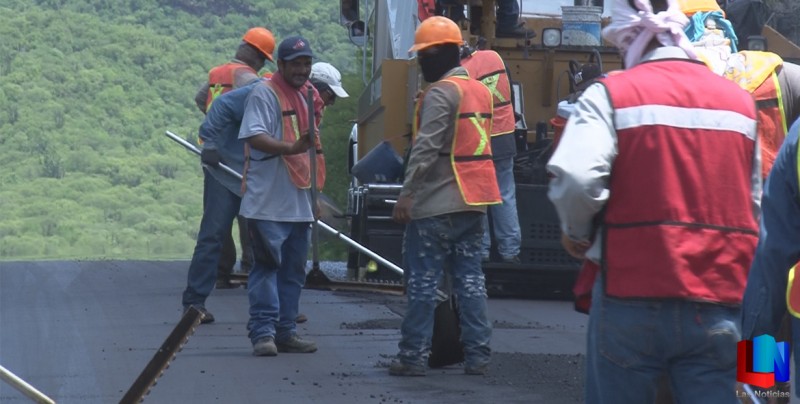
[418,46,459,82]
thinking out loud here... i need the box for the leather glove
[200,148,221,166]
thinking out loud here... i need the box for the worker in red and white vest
[547,0,760,401]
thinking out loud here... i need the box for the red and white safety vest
[600,59,759,303]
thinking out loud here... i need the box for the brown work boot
[296,313,308,323]
[276,335,317,353]
[388,360,426,377]
[253,337,277,356]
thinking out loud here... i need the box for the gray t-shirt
[238,83,314,222]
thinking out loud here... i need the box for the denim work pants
[398,212,492,368]
[482,157,521,259]
[246,220,310,344]
[586,278,741,404]
[182,169,242,309]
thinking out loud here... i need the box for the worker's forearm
[246,133,298,155]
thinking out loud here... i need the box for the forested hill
[0,0,363,260]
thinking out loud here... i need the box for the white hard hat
[310,62,349,98]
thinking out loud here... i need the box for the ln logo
[737,334,790,388]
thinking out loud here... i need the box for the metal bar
[165,130,405,276]
[307,87,321,271]
[0,365,55,404]
[165,131,448,299]
[120,307,203,403]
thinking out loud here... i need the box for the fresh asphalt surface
[0,261,587,403]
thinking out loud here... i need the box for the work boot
[276,335,317,353]
[253,336,278,356]
[464,362,489,376]
[500,255,521,265]
[388,360,426,377]
[496,22,536,38]
[185,306,215,324]
[296,313,308,323]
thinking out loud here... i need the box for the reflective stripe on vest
[413,75,501,206]
[600,60,759,303]
[205,62,256,112]
[461,50,515,136]
[753,72,788,178]
[264,81,326,190]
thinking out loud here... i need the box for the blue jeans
[586,278,740,403]
[398,212,492,368]
[482,157,521,259]
[182,169,241,309]
[246,220,310,344]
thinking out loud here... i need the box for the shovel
[305,87,326,284]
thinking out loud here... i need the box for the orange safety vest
[265,80,326,190]
[205,62,257,112]
[753,72,788,178]
[413,75,501,205]
[461,50,516,137]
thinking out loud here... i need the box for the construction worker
[239,36,322,356]
[572,0,800,316]
[741,118,800,398]
[194,27,275,113]
[547,0,760,401]
[389,16,500,376]
[183,79,267,324]
[309,62,349,109]
[460,44,521,264]
[193,27,276,288]
[182,28,276,323]
[292,61,350,325]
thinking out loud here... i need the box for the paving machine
[337,0,800,297]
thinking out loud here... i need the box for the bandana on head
[602,0,698,68]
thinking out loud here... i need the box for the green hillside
[0,0,363,260]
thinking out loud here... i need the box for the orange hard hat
[677,0,723,16]
[243,27,275,61]
[408,16,462,52]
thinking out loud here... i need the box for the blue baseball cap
[277,36,314,61]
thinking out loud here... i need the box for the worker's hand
[392,195,413,224]
[200,148,221,166]
[286,135,312,155]
[561,233,591,260]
